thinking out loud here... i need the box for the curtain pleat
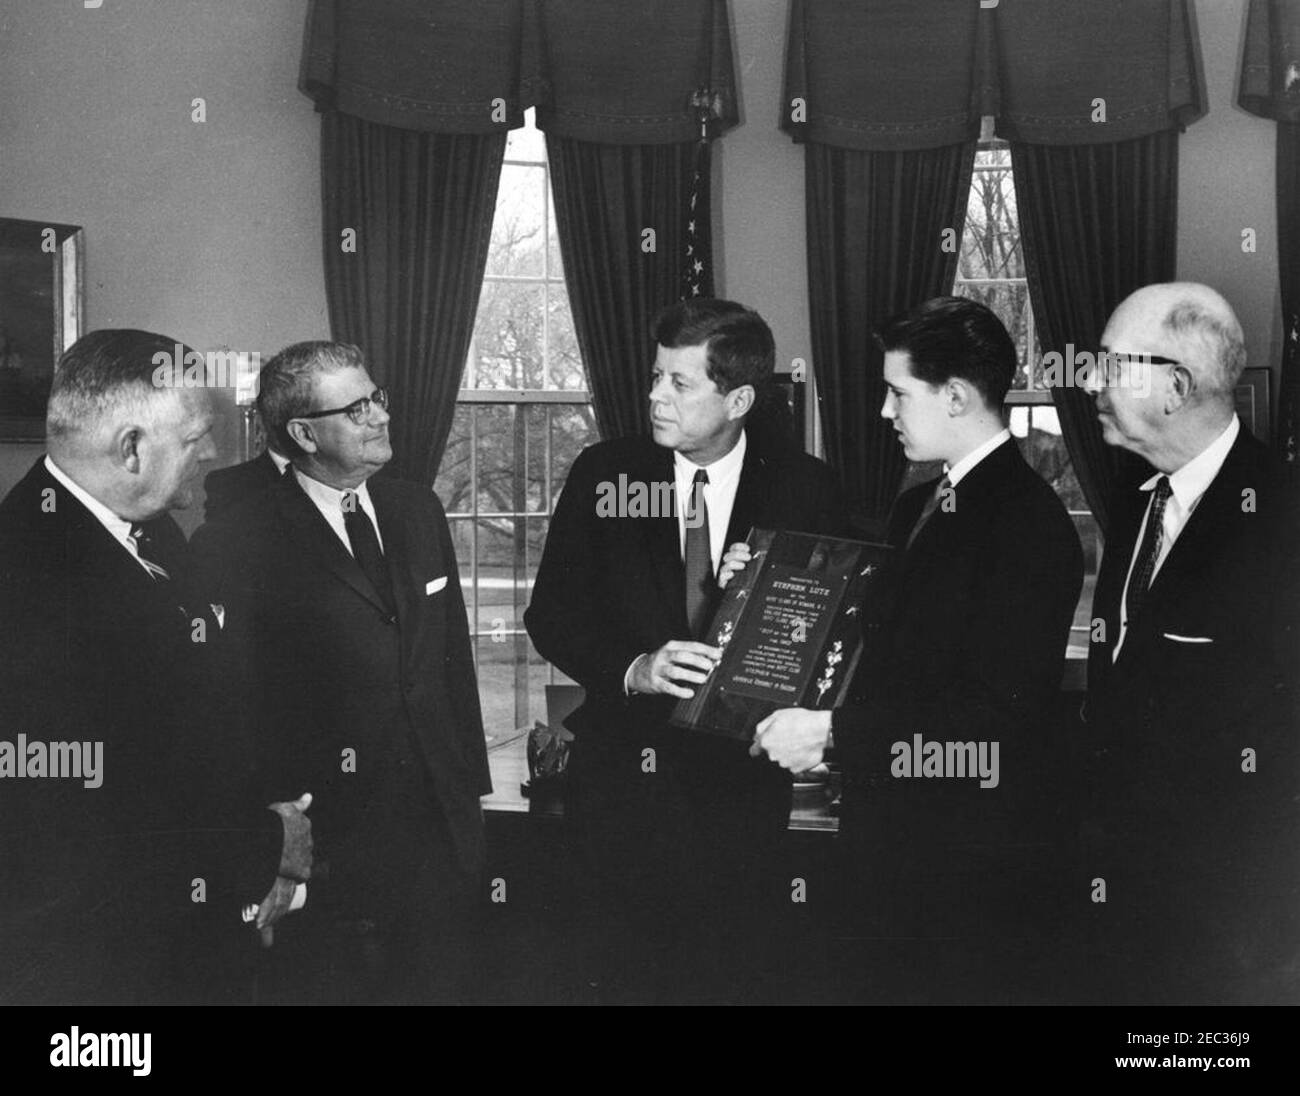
[546,135,701,440]
[320,113,506,483]
[1011,132,1179,533]
[803,141,976,530]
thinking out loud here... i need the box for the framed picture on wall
[0,218,85,442]
[1234,366,1271,445]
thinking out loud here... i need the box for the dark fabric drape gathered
[546,136,706,441]
[803,141,975,531]
[1277,122,1300,465]
[1238,0,1300,464]
[1011,133,1180,534]
[320,113,506,483]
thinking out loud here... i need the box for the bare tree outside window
[435,109,595,734]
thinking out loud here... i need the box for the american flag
[681,92,716,301]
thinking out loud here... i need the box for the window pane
[486,163,546,278]
[434,404,474,514]
[468,281,546,388]
[960,169,1023,281]
[546,284,584,391]
[549,403,597,504]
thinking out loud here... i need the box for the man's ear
[945,378,972,416]
[286,420,317,454]
[725,384,755,422]
[1165,363,1196,413]
[114,425,144,473]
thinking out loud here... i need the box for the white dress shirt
[625,430,748,693]
[293,468,385,555]
[944,428,1012,487]
[43,455,158,578]
[1113,415,1240,660]
[673,428,747,576]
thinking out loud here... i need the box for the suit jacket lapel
[644,445,689,635]
[725,447,766,548]
[275,475,391,615]
[369,481,420,629]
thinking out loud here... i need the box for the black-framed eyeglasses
[1096,352,1182,387]
[295,387,389,426]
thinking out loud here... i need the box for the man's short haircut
[1162,298,1246,395]
[257,341,366,457]
[46,329,186,439]
[651,298,775,406]
[875,296,1017,409]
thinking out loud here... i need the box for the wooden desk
[481,729,839,832]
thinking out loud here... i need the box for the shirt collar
[43,455,135,540]
[944,428,1012,487]
[267,448,291,475]
[294,467,375,516]
[673,428,747,487]
[1139,415,1239,508]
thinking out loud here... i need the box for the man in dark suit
[525,299,845,1002]
[1082,282,1299,1003]
[202,445,287,521]
[191,340,490,1004]
[748,297,1083,1003]
[0,329,309,1004]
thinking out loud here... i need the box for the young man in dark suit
[0,330,308,1004]
[191,340,490,1004]
[525,299,845,1002]
[1083,283,1300,1003]
[747,297,1083,1003]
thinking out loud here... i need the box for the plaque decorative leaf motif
[815,640,844,703]
[715,619,735,652]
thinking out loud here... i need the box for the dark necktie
[1124,475,1173,626]
[683,468,713,638]
[129,521,172,582]
[905,475,952,551]
[342,491,395,613]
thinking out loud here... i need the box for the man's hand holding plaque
[671,528,891,741]
[628,641,722,698]
[750,708,833,772]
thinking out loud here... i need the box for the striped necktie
[1124,475,1173,626]
[129,521,172,582]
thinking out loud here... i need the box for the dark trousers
[254,814,479,1006]
[566,731,791,1004]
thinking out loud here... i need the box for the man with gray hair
[192,340,489,1004]
[1082,283,1299,1003]
[0,329,311,1004]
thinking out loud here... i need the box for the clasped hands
[253,791,313,947]
[631,542,833,774]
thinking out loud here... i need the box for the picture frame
[0,218,85,442]
[1234,365,1272,445]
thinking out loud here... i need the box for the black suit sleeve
[835,504,1083,781]
[525,446,649,698]
[430,490,492,797]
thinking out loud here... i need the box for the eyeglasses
[295,387,389,426]
[1095,352,1181,388]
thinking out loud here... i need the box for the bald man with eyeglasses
[191,340,489,1004]
[1081,283,1300,1004]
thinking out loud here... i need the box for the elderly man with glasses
[1080,283,1300,1004]
[191,341,490,1004]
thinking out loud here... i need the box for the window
[434,110,595,734]
[951,135,1100,659]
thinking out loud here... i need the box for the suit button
[384,614,398,625]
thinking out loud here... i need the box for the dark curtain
[320,113,506,483]
[1238,0,1300,464]
[1011,133,1179,533]
[804,141,976,530]
[547,137,704,440]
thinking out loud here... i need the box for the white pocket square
[425,576,447,595]
[1163,632,1213,644]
